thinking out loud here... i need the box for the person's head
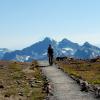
[49,44,51,48]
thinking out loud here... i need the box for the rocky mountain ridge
[1,37,100,62]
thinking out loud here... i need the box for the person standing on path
[47,44,54,65]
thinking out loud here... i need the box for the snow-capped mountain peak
[2,37,100,61]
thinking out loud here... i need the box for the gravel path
[38,61,98,100]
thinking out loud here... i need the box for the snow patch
[25,56,30,60]
[63,48,73,51]
[62,50,66,53]
[42,52,47,56]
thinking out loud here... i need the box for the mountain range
[0,48,10,59]
[1,37,100,62]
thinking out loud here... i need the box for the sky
[0,0,100,50]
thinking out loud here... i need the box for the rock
[5,94,10,97]
[23,75,26,78]
[0,65,4,69]
[28,78,36,88]
[29,80,35,84]
[94,86,100,98]
[80,81,89,92]
[30,83,34,87]
[35,80,42,83]
[76,78,80,84]
[0,85,4,89]
[18,92,23,96]
[16,80,21,85]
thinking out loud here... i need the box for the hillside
[56,57,100,85]
[0,60,47,100]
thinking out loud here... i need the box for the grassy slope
[56,59,100,85]
[0,61,46,100]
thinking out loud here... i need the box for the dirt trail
[38,61,98,100]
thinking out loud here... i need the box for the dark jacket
[48,47,53,56]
